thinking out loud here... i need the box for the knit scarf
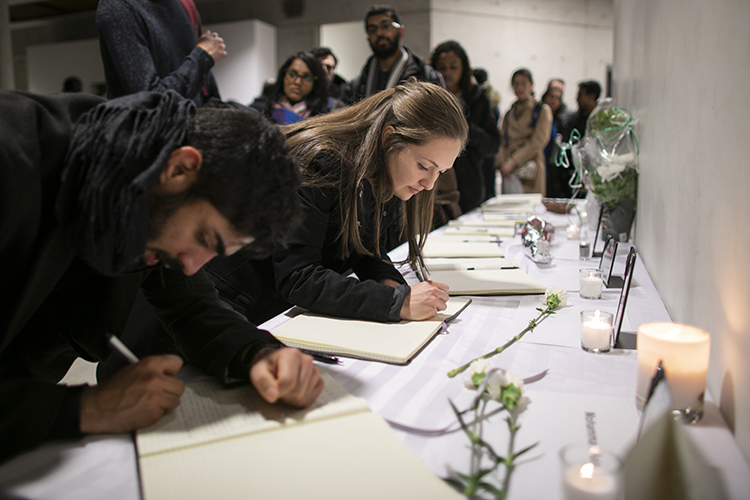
[56,91,195,276]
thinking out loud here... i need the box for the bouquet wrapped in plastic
[558,98,639,241]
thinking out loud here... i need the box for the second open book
[137,372,462,500]
[271,297,471,365]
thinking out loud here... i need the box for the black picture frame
[613,247,637,349]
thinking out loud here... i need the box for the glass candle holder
[567,224,581,240]
[580,310,613,353]
[636,322,711,422]
[579,268,604,299]
[560,444,623,500]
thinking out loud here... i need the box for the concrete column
[0,0,14,90]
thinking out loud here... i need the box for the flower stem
[447,307,553,378]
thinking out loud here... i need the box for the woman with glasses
[255,52,330,125]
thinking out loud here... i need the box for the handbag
[514,160,538,180]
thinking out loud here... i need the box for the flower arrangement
[445,361,534,499]
[442,287,568,498]
[581,103,639,210]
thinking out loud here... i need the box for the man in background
[563,80,602,140]
[0,90,323,462]
[345,4,444,103]
[97,0,227,106]
[311,46,348,103]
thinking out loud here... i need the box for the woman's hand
[499,158,517,178]
[400,281,450,320]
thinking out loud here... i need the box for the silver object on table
[521,215,554,264]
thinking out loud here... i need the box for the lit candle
[563,462,620,500]
[580,310,613,353]
[579,269,603,299]
[560,444,622,500]
[567,224,581,239]
[636,323,711,418]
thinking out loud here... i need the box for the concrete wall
[613,0,750,465]
[431,0,613,113]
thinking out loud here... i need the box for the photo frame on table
[598,237,625,288]
[591,206,605,258]
[613,247,638,349]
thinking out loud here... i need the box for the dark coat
[345,46,445,103]
[454,83,501,213]
[0,91,277,461]
[273,156,407,323]
[96,0,220,105]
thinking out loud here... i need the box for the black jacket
[0,91,277,461]
[273,156,408,322]
[345,46,445,103]
[454,83,501,213]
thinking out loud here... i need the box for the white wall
[613,0,750,465]
[320,21,370,81]
[26,39,104,95]
[206,19,277,103]
[431,0,613,113]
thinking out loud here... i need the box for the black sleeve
[273,178,405,323]
[96,0,215,99]
[140,268,283,382]
[467,93,501,158]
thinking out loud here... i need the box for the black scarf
[56,91,195,276]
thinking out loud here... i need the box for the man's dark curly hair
[182,107,301,257]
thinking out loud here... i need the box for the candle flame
[579,462,595,479]
[594,310,600,320]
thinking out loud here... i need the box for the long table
[1,202,748,499]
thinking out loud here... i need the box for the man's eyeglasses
[366,21,402,35]
[285,69,316,84]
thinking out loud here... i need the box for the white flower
[544,286,569,310]
[485,370,507,401]
[596,152,636,182]
[464,358,492,389]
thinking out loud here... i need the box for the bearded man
[0,90,324,462]
[345,4,444,103]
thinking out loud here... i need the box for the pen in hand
[107,333,140,364]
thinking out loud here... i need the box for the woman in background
[495,68,552,194]
[273,80,468,322]
[254,52,330,124]
[429,40,499,219]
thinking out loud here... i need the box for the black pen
[300,349,342,365]
[107,333,140,364]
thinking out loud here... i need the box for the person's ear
[398,24,405,38]
[154,146,203,195]
[381,125,397,147]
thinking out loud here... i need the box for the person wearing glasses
[345,5,444,104]
[254,52,331,125]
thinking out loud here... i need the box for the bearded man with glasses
[345,4,445,104]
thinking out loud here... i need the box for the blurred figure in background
[311,46,349,106]
[473,67,502,201]
[429,40,499,221]
[97,0,226,106]
[542,83,573,198]
[252,52,330,125]
[62,76,83,93]
[495,68,552,194]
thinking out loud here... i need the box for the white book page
[136,371,368,457]
[139,412,463,500]
[424,257,519,271]
[422,240,504,258]
[430,269,546,295]
[272,298,470,363]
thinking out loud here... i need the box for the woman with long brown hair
[274,80,468,322]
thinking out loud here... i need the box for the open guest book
[271,297,471,364]
[443,225,516,237]
[428,268,546,296]
[422,239,504,258]
[137,372,462,500]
